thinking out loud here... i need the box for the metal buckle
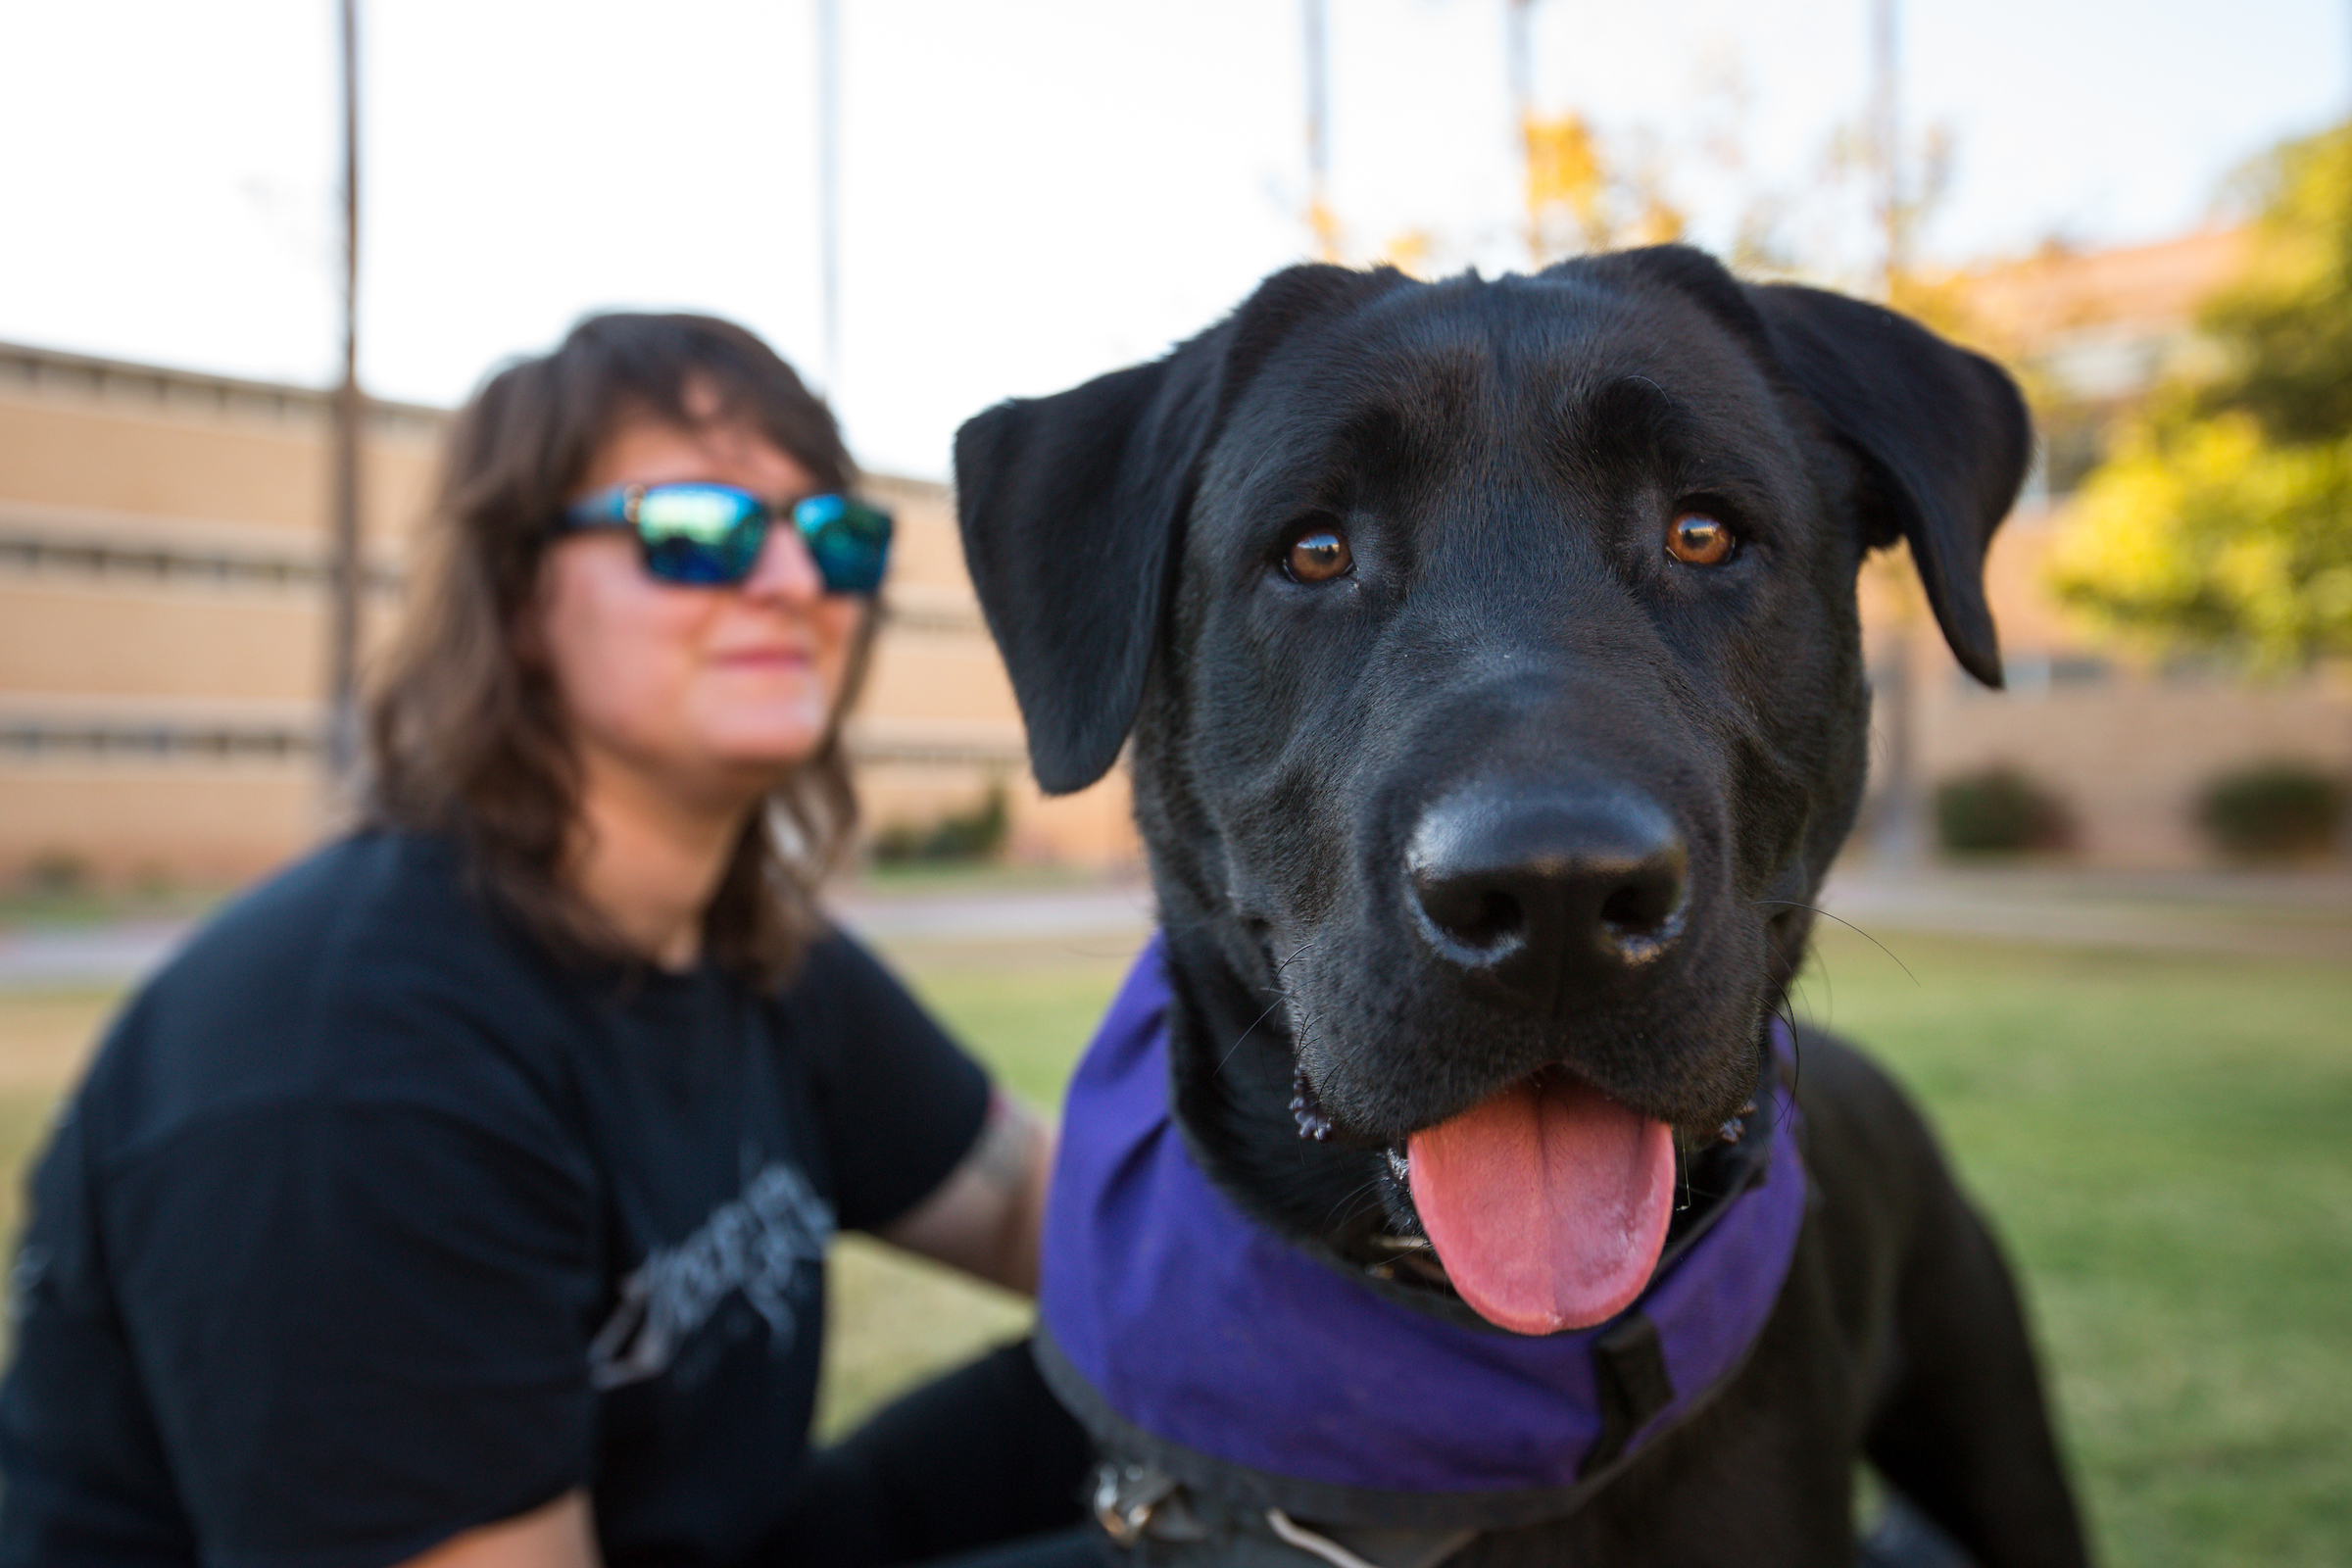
[1091,1460,1206,1545]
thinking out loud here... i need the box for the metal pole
[816,0,842,396]
[1873,0,1900,293]
[1506,0,1533,117]
[1873,612,1921,863]
[324,0,365,802]
[1508,0,1536,265]
[1303,0,1337,261]
[1868,0,1923,866]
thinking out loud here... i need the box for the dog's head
[956,247,2027,1335]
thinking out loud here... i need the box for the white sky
[2,1,2345,479]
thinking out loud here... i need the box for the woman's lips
[710,647,811,670]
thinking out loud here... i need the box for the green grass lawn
[817,934,1140,1435]
[1789,925,2352,1568]
[1,922,2343,1565]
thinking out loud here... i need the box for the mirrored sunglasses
[557,482,892,594]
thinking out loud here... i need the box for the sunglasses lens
[632,485,765,585]
[794,495,893,594]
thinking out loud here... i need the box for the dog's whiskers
[1218,999,1286,1074]
[1321,1176,1388,1233]
[1217,936,1324,1074]
[1750,899,1921,989]
[1769,989,1804,1123]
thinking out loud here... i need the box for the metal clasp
[1092,1460,1206,1545]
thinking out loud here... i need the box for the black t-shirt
[0,831,993,1568]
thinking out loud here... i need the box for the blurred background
[0,3,2346,1564]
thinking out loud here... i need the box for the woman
[0,315,1094,1567]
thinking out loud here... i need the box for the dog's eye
[1286,526,1354,584]
[1666,511,1736,566]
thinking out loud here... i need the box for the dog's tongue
[1406,1072,1676,1336]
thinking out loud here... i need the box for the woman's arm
[399,1491,598,1568]
[876,1095,1054,1295]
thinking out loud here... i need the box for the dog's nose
[1404,785,1689,1014]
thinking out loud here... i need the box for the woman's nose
[740,517,824,603]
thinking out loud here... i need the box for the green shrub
[1934,765,2076,856]
[18,850,91,896]
[2196,760,2345,860]
[870,784,1010,865]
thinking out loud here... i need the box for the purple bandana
[1039,934,1807,1510]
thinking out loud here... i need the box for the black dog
[955,247,2088,1567]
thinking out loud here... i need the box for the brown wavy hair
[367,312,872,985]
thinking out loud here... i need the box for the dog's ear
[956,265,1408,792]
[1745,283,2031,689]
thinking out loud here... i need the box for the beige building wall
[0,341,1135,886]
[1860,500,2351,867]
[847,471,1136,864]
[0,347,435,881]
[1958,229,2249,401]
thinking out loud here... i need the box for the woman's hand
[878,1095,1054,1295]
[397,1491,597,1568]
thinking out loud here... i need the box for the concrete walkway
[0,883,1163,993]
[3,866,2344,992]
[1817,865,2352,962]
[0,920,192,992]
[833,882,1157,945]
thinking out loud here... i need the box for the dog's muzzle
[1404,782,1690,1018]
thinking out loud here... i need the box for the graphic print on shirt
[588,1159,837,1391]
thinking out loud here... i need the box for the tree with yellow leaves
[1521,111,1685,263]
[2049,123,2352,668]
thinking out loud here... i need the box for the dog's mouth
[1314,1064,1766,1336]
[1403,1066,1676,1334]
